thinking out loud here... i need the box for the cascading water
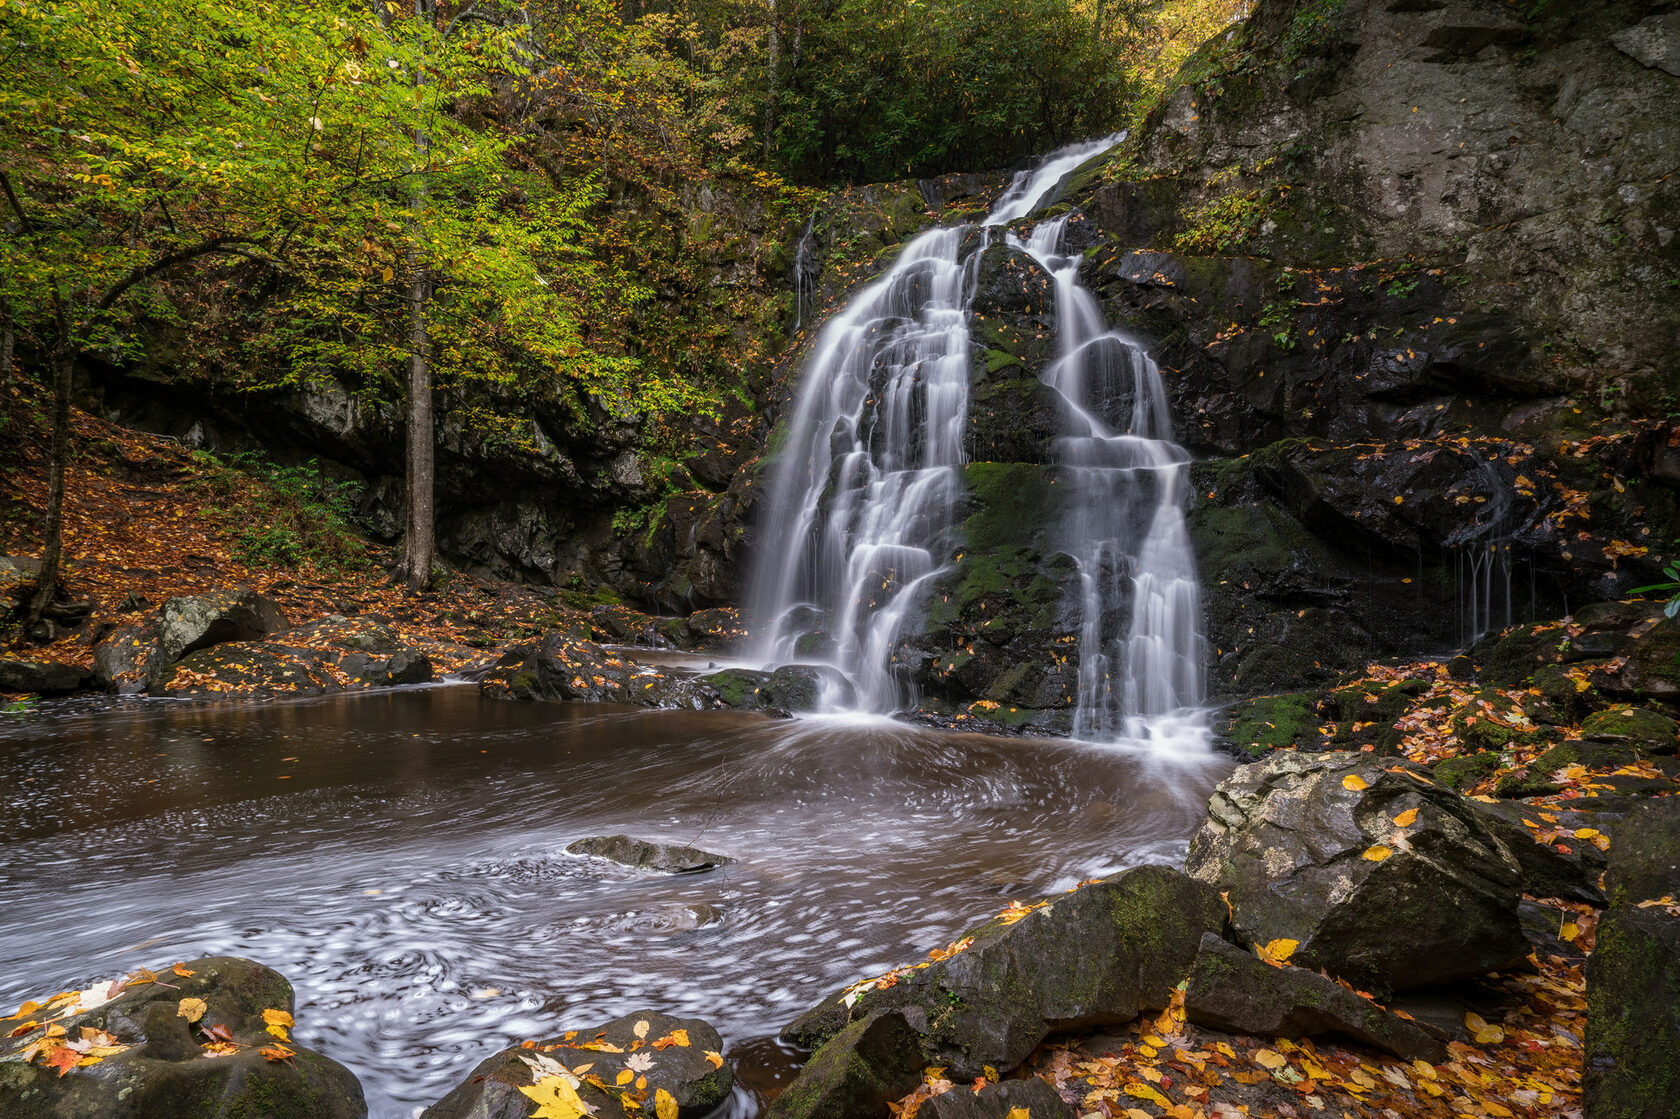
[749,135,1208,749]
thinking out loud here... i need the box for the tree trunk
[23,295,73,632]
[0,296,14,385]
[399,0,436,593]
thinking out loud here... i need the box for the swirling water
[0,685,1231,1117]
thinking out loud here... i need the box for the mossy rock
[1450,689,1544,752]
[1585,908,1680,1119]
[1580,707,1679,753]
[1432,750,1501,791]
[1223,692,1323,756]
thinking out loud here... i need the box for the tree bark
[0,296,13,386]
[399,0,436,593]
[23,294,73,632]
[764,0,779,161]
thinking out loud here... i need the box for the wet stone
[566,835,736,873]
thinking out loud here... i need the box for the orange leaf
[1393,808,1419,827]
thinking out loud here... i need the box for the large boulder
[1184,751,1526,993]
[422,1010,730,1119]
[0,956,365,1119]
[93,589,290,693]
[782,865,1230,1080]
[1585,906,1680,1119]
[1604,798,1680,909]
[1183,933,1445,1063]
[766,1010,925,1119]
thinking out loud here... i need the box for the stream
[0,683,1232,1117]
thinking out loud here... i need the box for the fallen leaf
[703,1050,724,1069]
[1342,774,1369,791]
[172,963,196,978]
[177,998,208,1023]
[44,1045,82,1076]
[1005,1109,1030,1119]
[1393,808,1419,827]
[634,1020,650,1040]
[259,1044,295,1062]
[520,1074,596,1119]
[1254,1049,1287,1070]
[1464,1011,1505,1045]
[655,1088,679,1119]
[627,1051,654,1073]
[1362,845,1393,862]
[1260,938,1299,963]
[616,1069,635,1086]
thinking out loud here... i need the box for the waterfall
[750,136,1208,749]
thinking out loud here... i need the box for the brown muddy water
[0,683,1232,1117]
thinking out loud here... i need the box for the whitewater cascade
[748,137,1208,747]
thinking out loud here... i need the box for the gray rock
[924,1077,1074,1119]
[422,1010,730,1119]
[782,865,1230,1079]
[1585,906,1680,1118]
[93,589,289,693]
[1183,933,1446,1063]
[1461,795,1606,905]
[0,658,91,696]
[0,956,366,1119]
[566,835,735,873]
[1185,751,1527,993]
[1612,12,1680,77]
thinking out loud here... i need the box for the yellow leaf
[262,1009,294,1029]
[1254,1049,1288,1070]
[382,266,394,282]
[172,963,196,978]
[616,1070,634,1086]
[1215,1042,1236,1059]
[703,1050,724,1069]
[1005,1110,1030,1119]
[1573,828,1600,840]
[1393,808,1419,827]
[1393,495,1404,504]
[1560,922,1580,941]
[1464,1012,1505,1045]
[1124,1110,1153,1119]
[177,998,207,1023]
[1261,938,1299,963]
[668,1029,690,1048]
[520,1074,590,1119]
[1125,1083,1171,1107]
[1342,774,1369,791]
[1362,845,1393,862]
[655,1087,678,1119]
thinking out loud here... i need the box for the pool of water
[0,684,1231,1117]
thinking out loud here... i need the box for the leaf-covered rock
[0,956,365,1119]
[422,1010,730,1119]
[1184,751,1526,993]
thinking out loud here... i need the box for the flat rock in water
[1185,751,1526,994]
[422,1010,730,1119]
[781,865,1230,1081]
[924,1077,1074,1119]
[0,956,365,1119]
[567,834,735,873]
[1183,933,1446,1063]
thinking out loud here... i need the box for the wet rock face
[94,588,290,693]
[0,658,92,696]
[781,865,1231,1080]
[0,956,366,1119]
[1185,751,1527,994]
[422,1010,730,1119]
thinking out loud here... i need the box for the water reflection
[0,686,1229,1117]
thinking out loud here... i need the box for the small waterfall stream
[749,137,1207,749]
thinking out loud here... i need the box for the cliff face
[1057,0,1680,700]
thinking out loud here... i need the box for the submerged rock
[1185,751,1526,993]
[782,865,1229,1080]
[566,835,735,873]
[422,1010,730,1119]
[1183,933,1445,1063]
[0,956,365,1119]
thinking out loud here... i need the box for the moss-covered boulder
[1585,907,1680,1119]
[423,1010,730,1119]
[0,956,365,1119]
[1222,692,1324,755]
[1185,751,1526,994]
[1430,750,1500,791]
[1183,933,1444,1062]
[781,865,1230,1080]
[766,1010,924,1119]
[1580,707,1679,753]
